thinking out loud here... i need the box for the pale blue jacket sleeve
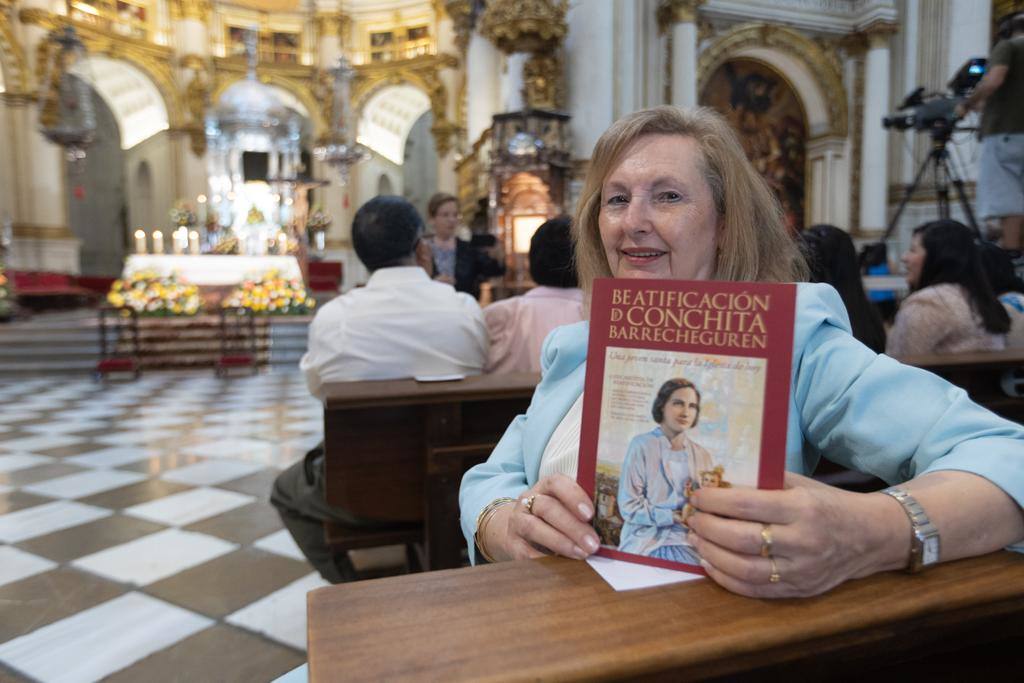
[459,327,571,563]
[793,285,1024,552]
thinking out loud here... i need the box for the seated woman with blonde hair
[460,106,1024,598]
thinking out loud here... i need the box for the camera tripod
[885,126,980,239]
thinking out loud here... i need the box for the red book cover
[577,278,796,574]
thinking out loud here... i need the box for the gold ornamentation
[184,65,210,156]
[697,23,848,138]
[314,11,349,42]
[860,19,901,46]
[170,0,211,22]
[479,0,567,54]
[431,118,460,158]
[12,223,75,240]
[22,9,184,126]
[523,51,564,110]
[180,53,205,72]
[657,0,706,33]
[0,2,29,94]
[456,127,491,219]
[352,53,459,140]
[444,0,474,54]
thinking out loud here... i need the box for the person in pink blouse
[484,216,584,373]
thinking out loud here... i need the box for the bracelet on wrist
[474,497,516,563]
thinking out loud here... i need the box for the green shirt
[981,36,1024,137]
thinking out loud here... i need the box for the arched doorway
[378,173,394,195]
[64,74,126,276]
[356,83,433,218]
[65,56,170,274]
[701,58,808,233]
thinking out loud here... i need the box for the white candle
[277,231,288,255]
[152,230,164,254]
[134,229,146,255]
[172,228,184,255]
[189,230,200,255]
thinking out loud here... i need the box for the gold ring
[769,555,780,584]
[760,524,773,558]
[521,494,537,515]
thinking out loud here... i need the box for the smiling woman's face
[598,134,721,281]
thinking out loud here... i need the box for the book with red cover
[577,278,797,574]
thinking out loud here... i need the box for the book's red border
[577,278,797,572]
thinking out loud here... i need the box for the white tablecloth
[122,255,303,286]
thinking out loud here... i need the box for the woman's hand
[685,472,904,598]
[482,474,601,562]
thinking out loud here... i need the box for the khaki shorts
[978,133,1024,219]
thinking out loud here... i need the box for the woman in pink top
[887,219,1009,357]
[484,216,584,373]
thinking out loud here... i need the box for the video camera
[881,58,986,136]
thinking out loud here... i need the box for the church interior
[1,0,1024,681]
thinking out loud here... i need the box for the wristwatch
[881,487,940,573]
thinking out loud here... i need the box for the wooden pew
[898,348,1024,423]
[307,552,1024,681]
[321,372,538,571]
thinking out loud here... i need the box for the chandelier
[38,26,96,169]
[313,56,368,185]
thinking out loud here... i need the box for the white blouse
[537,393,584,481]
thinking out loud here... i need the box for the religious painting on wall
[702,59,807,233]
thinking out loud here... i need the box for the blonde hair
[572,106,807,294]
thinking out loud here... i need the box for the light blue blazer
[459,283,1024,562]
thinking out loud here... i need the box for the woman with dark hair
[802,224,887,353]
[425,192,504,299]
[979,241,1024,348]
[887,219,1009,357]
[483,216,584,373]
[617,378,711,564]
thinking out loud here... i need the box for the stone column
[172,0,213,204]
[315,11,351,252]
[7,0,78,271]
[466,31,501,146]
[434,8,458,194]
[859,23,897,234]
[500,52,528,112]
[661,0,704,108]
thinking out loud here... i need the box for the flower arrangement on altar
[0,265,11,319]
[107,270,202,316]
[169,201,197,228]
[222,269,315,315]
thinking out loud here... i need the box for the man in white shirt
[272,195,488,582]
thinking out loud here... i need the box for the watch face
[922,535,940,565]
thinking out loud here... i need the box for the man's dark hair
[529,216,578,288]
[352,195,423,271]
[651,378,700,427]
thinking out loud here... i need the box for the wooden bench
[321,372,538,571]
[898,348,1024,423]
[308,552,1024,681]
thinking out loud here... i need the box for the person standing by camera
[957,13,1024,250]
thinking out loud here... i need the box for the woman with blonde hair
[460,106,1024,598]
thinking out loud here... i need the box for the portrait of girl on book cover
[591,348,767,570]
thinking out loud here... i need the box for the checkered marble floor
[0,371,331,682]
